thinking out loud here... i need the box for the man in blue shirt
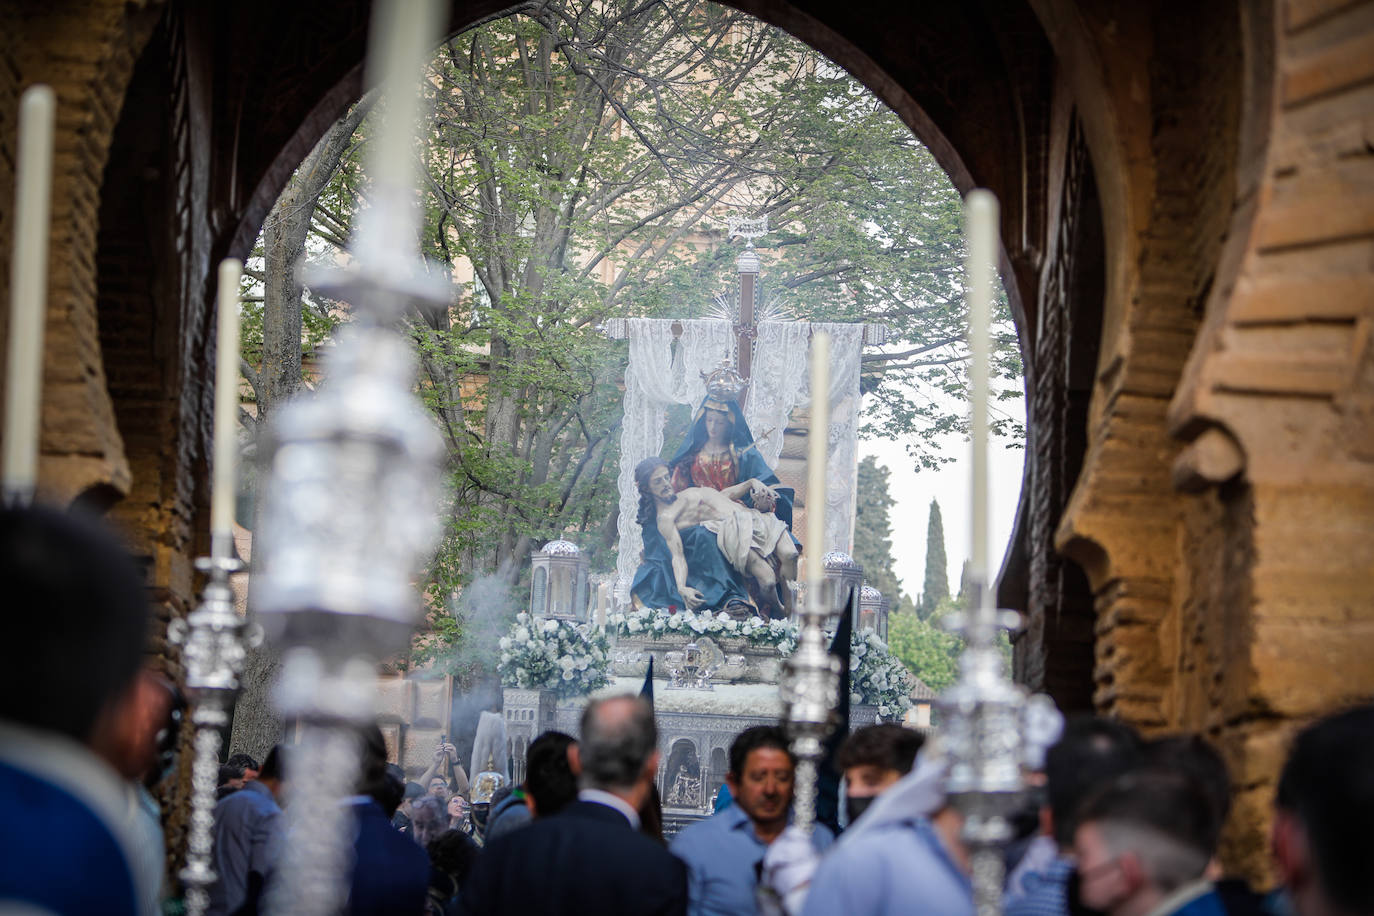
[671,726,833,916]
[802,811,973,916]
[208,744,286,916]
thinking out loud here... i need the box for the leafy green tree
[920,499,948,618]
[246,0,1023,676]
[853,456,904,606]
[887,608,962,692]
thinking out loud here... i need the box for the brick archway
[5,0,1373,883]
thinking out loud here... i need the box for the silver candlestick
[778,583,841,834]
[939,598,1062,916]
[169,532,260,916]
[250,0,447,912]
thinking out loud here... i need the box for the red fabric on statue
[671,448,739,493]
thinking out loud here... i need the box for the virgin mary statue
[630,366,798,617]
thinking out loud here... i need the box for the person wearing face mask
[1006,715,1143,916]
[1071,768,1225,916]
[835,725,924,826]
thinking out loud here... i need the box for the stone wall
[1163,0,1374,879]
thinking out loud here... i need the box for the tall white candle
[965,190,998,607]
[805,331,831,590]
[211,259,242,537]
[3,86,56,502]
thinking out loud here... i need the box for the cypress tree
[920,499,948,618]
[853,456,904,606]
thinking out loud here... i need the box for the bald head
[578,695,657,793]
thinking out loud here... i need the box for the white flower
[562,669,574,681]
[499,637,512,650]
[515,626,530,643]
[628,619,643,633]
[544,618,560,634]
[517,612,530,623]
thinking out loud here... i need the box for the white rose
[515,626,530,643]
[544,618,560,634]
[499,637,512,650]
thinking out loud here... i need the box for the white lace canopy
[614,318,864,603]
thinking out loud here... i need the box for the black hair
[373,760,405,817]
[729,725,794,778]
[355,722,395,811]
[525,731,578,816]
[1276,704,1374,914]
[0,505,149,742]
[227,753,259,772]
[578,695,657,792]
[259,745,286,782]
[1045,714,1142,847]
[404,781,426,801]
[835,724,924,776]
[218,764,242,787]
[427,828,480,886]
[1144,734,1230,855]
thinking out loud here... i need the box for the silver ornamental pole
[173,259,264,916]
[251,0,446,912]
[780,332,839,833]
[939,190,1062,916]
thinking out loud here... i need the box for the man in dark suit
[459,694,687,916]
[345,723,432,916]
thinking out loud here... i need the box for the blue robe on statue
[630,396,799,613]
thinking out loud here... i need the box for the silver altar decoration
[169,535,261,916]
[666,638,724,690]
[249,0,446,911]
[778,580,841,834]
[858,583,890,641]
[820,549,863,630]
[531,538,590,621]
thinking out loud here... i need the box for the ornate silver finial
[727,215,769,244]
[251,0,447,912]
[779,579,841,834]
[170,539,262,916]
[939,602,1063,916]
[728,215,768,275]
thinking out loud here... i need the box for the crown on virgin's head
[702,361,746,405]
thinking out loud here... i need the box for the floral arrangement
[607,608,798,654]
[497,613,611,698]
[849,628,914,720]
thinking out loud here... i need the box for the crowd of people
[2,503,1371,916]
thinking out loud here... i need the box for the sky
[857,384,1026,603]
